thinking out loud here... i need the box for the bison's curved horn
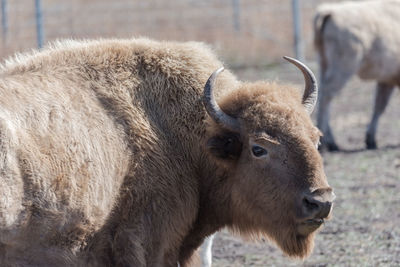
[203,68,241,132]
[283,56,318,114]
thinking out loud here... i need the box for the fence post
[1,0,7,43]
[35,0,44,49]
[232,0,240,32]
[291,0,304,61]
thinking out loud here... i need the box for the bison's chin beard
[234,222,317,259]
[274,229,316,259]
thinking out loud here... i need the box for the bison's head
[203,57,334,258]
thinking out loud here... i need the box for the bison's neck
[76,47,238,265]
[85,70,225,265]
[178,164,234,266]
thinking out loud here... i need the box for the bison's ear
[207,132,242,160]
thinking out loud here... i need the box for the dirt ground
[211,62,400,266]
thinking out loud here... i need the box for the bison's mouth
[297,218,324,236]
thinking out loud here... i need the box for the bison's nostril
[301,194,333,220]
[303,196,319,212]
[300,190,334,220]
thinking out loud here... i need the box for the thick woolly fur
[0,38,330,266]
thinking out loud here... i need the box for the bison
[0,38,334,266]
[314,0,400,151]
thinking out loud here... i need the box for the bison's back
[315,0,400,81]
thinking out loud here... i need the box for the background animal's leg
[366,82,395,149]
[316,17,362,151]
[199,234,215,267]
[317,70,353,151]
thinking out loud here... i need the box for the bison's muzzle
[297,189,335,235]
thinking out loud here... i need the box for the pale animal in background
[314,0,400,151]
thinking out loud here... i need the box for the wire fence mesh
[1,0,357,67]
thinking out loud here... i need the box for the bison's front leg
[366,82,395,149]
[111,228,148,266]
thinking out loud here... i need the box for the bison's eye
[251,145,268,157]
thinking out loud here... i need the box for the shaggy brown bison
[0,38,334,266]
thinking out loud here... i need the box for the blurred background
[1,0,399,266]
[1,0,359,66]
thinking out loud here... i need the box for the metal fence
[0,0,348,66]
